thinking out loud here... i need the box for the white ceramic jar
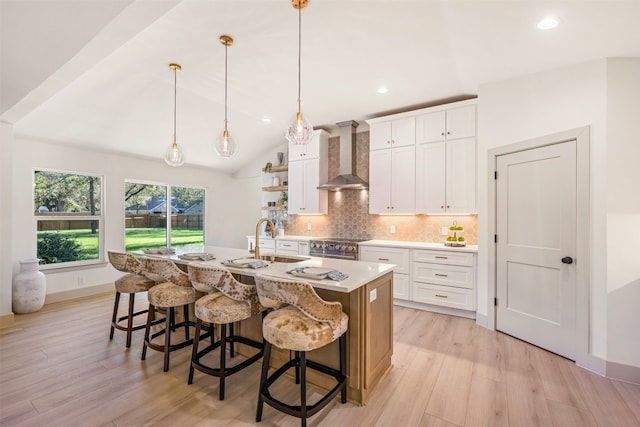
[12,258,47,313]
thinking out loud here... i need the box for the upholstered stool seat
[261,305,348,352]
[108,251,158,348]
[187,265,266,400]
[141,256,203,372]
[254,275,348,427]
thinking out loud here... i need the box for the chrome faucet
[255,217,276,260]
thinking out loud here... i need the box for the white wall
[605,58,640,367]
[9,137,258,299]
[0,122,14,320]
[477,59,609,359]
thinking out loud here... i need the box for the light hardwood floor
[1,292,639,427]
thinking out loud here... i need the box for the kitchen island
[142,245,395,405]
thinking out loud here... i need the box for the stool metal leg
[219,323,227,400]
[340,333,347,403]
[295,351,301,384]
[126,293,135,348]
[141,304,154,360]
[163,307,173,372]
[183,304,190,340]
[256,340,272,422]
[110,291,121,340]
[300,351,307,427]
[188,317,203,384]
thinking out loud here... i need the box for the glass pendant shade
[164,140,184,166]
[286,110,313,145]
[214,128,236,158]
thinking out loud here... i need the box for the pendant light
[164,63,185,167]
[214,35,237,158]
[285,0,313,146]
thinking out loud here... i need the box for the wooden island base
[236,271,394,406]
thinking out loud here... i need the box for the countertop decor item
[12,258,46,313]
[214,34,237,158]
[445,221,466,247]
[164,63,185,167]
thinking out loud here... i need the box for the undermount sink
[254,254,308,263]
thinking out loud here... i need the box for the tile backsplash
[284,131,478,244]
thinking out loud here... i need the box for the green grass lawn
[37,228,204,263]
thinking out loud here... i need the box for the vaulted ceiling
[3,0,640,173]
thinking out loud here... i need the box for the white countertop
[140,245,395,293]
[359,239,478,253]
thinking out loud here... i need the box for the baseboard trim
[0,313,15,329]
[606,360,640,385]
[475,312,489,329]
[393,299,476,319]
[44,283,113,305]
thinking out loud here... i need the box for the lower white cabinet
[247,237,310,256]
[359,245,410,300]
[276,239,299,256]
[412,249,475,311]
[359,242,477,315]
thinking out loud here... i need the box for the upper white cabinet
[416,101,477,214]
[415,104,476,144]
[369,146,415,214]
[288,130,329,215]
[369,116,415,150]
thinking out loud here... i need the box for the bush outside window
[34,170,103,267]
[124,182,204,251]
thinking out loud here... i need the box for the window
[124,182,204,251]
[34,170,103,268]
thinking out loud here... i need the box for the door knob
[561,257,574,264]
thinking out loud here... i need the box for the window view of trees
[34,171,103,265]
[124,182,204,251]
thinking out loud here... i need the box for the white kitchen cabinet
[415,104,476,144]
[369,116,415,151]
[359,245,410,300]
[411,249,475,311]
[416,137,476,213]
[297,240,310,256]
[276,239,299,255]
[288,130,329,215]
[247,237,275,253]
[368,145,415,214]
[416,101,477,214]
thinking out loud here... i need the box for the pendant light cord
[297,4,302,113]
[224,40,228,132]
[173,66,177,144]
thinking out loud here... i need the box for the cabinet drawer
[277,240,298,251]
[359,246,410,273]
[297,241,310,256]
[413,282,474,311]
[412,249,474,266]
[412,263,473,289]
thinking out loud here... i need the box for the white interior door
[496,140,577,360]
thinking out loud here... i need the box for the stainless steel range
[309,238,366,261]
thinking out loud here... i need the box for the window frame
[124,179,206,251]
[34,168,105,271]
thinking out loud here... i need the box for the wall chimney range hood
[317,120,368,191]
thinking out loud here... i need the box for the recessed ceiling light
[262,117,271,123]
[537,16,559,30]
[377,86,388,94]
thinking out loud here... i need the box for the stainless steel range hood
[317,120,369,191]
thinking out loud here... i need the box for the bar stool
[187,264,266,400]
[254,274,348,427]
[140,256,200,372]
[107,251,158,348]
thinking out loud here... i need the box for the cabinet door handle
[435,273,448,277]
[446,205,450,208]
[435,256,448,259]
[446,131,450,135]
[440,132,445,136]
[378,258,390,261]
[435,294,448,298]
[441,205,445,209]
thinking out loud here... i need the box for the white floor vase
[12,258,46,313]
